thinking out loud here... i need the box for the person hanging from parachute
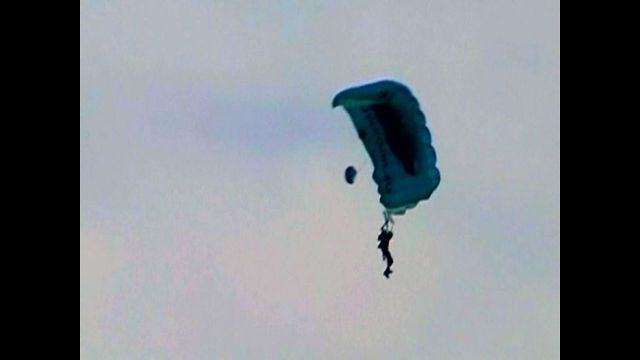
[378,228,394,278]
[333,80,440,278]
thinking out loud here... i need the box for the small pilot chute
[344,166,357,184]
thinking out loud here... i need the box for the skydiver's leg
[383,266,393,278]
[382,250,394,278]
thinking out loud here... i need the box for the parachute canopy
[344,166,357,185]
[333,80,440,215]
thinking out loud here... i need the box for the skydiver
[378,229,394,278]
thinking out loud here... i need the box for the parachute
[333,80,440,217]
[344,166,357,185]
[333,80,440,277]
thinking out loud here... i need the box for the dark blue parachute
[333,80,440,216]
[344,166,357,185]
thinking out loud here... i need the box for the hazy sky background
[80,0,559,359]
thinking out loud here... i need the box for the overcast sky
[80,0,559,358]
